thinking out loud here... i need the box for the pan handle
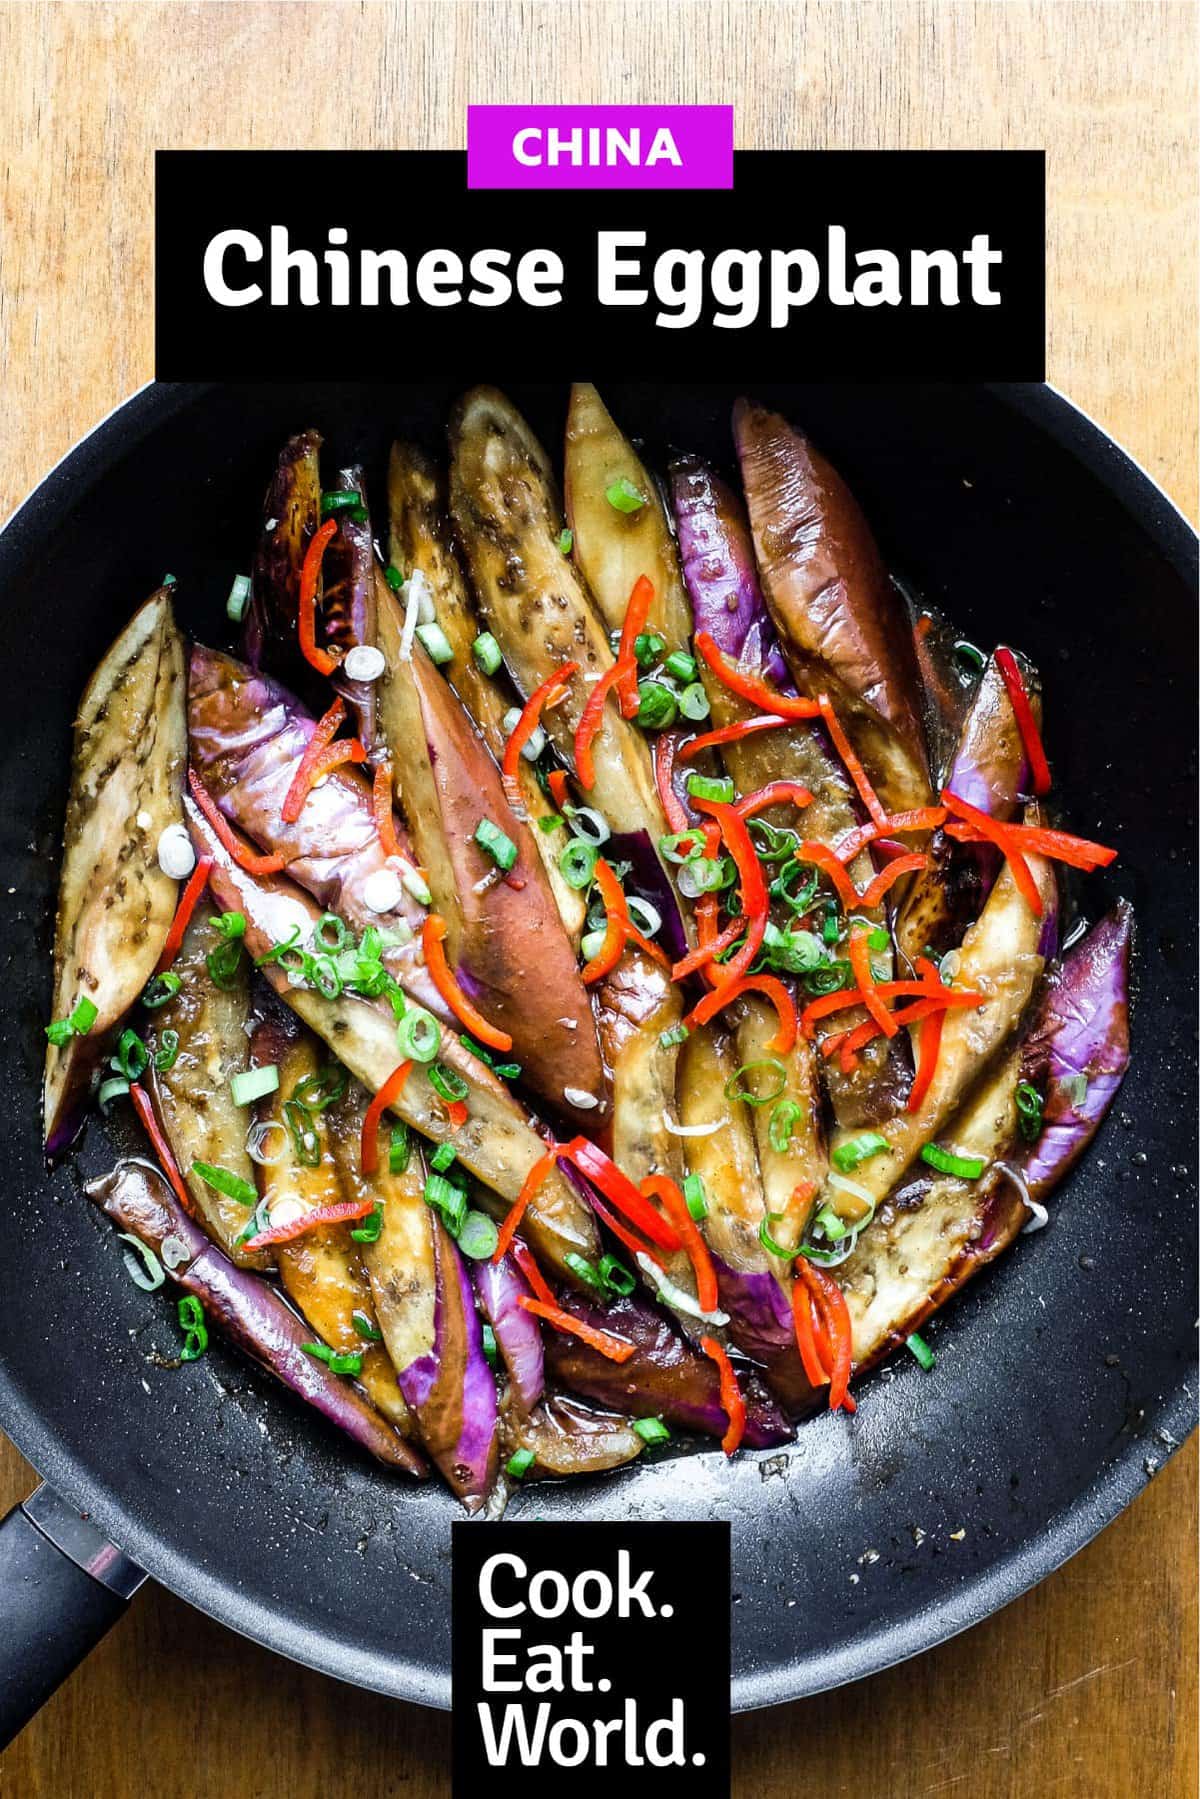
[0,1483,146,1748]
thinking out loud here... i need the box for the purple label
[467,105,733,190]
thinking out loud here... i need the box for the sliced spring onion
[660,831,704,864]
[921,1144,987,1179]
[677,856,734,898]
[678,681,711,721]
[664,650,697,685]
[423,1172,468,1236]
[565,804,611,847]
[481,1322,498,1366]
[302,1342,364,1376]
[230,1065,279,1108]
[1015,1081,1045,1141]
[246,1119,289,1166]
[211,910,245,942]
[954,639,986,671]
[826,1171,875,1209]
[564,1252,608,1294]
[140,972,181,1010]
[350,1206,384,1244]
[431,1141,457,1173]
[503,705,547,763]
[153,1029,181,1072]
[160,1233,191,1271]
[320,488,364,516]
[633,1416,671,1446]
[191,1160,257,1206]
[559,838,598,889]
[429,1061,469,1103]
[397,1006,441,1063]
[416,622,453,665]
[682,1172,708,1221]
[660,1023,690,1049]
[634,631,666,667]
[97,1076,130,1113]
[255,925,302,968]
[626,896,662,938]
[457,1210,500,1260]
[385,563,404,591]
[605,477,645,514]
[1060,1072,1090,1110]
[635,680,677,729]
[474,817,518,872]
[389,1124,411,1175]
[538,814,562,833]
[282,1098,320,1167]
[598,1254,636,1296]
[206,938,243,990]
[313,913,349,953]
[117,1233,165,1291]
[115,1029,149,1082]
[831,1132,890,1173]
[557,527,573,556]
[46,994,99,1046]
[907,1331,936,1371]
[352,1310,383,1342]
[724,1059,787,1107]
[398,859,432,907]
[768,1099,804,1154]
[759,1213,795,1259]
[178,1294,208,1361]
[634,1253,729,1326]
[507,1448,536,1480]
[292,1064,348,1113]
[472,631,502,675]
[813,1203,850,1242]
[580,927,608,962]
[685,773,735,804]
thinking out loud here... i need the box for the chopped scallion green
[474,817,518,872]
[472,632,502,675]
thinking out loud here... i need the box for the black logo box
[155,149,1045,381]
[452,1520,730,1795]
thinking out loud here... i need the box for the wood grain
[0,3,1194,1795]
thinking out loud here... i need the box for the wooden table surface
[0,3,1194,1794]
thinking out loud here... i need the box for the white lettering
[202,229,262,307]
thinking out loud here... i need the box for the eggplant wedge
[541,1286,790,1448]
[370,567,607,1124]
[142,905,270,1269]
[249,1008,410,1432]
[564,382,693,650]
[677,1023,817,1413]
[668,453,904,1128]
[449,386,671,848]
[896,652,1038,967]
[826,837,1058,1211]
[326,1089,499,1508]
[734,399,931,815]
[717,1002,826,1252]
[471,1255,545,1416]
[45,589,187,1154]
[388,440,583,937]
[87,1159,424,1475]
[841,901,1131,1367]
[246,430,322,675]
[188,645,442,1018]
[185,793,600,1282]
[323,464,380,757]
[500,1392,645,1481]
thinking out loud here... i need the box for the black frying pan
[0,382,1194,1739]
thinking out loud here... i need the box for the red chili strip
[694,633,821,721]
[692,797,769,984]
[615,575,655,718]
[588,1190,667,1272]
[372,760,402,860]
[493,1145,561,1263]
[688,972,797,1052]
[671,915,744,982]
[642,1174,718,1314]
[943,819,1115,871]
[518,1295,636,1364]
[547,769,570,812]
[510,1237,556,1305]
[791,1275,829,1388]
[573,663,624,792]
[819,694,886,826]
[186,769,286,876]
[360,1061,413,1175]
[675,714,791,763]
[559,1136,683,1254]
[423,914,513,1052]
[243,1195,377,1251]
[848,924,897,1039]
[832,807,947,866]
[856,851,929,909]
[941,790,1043,916]
[155,854,214,973]
[699,1335,747,1454]
[298,518,342,676]
[907,999,946,1113]
[795,841,860,910]
[129,1084,196,1217]
[995,647,1051,796]
[795,1259,855,1412]
[281,738,366,825]
[654,732,691,833]
[733,780,814,820]
[504,660,578,811]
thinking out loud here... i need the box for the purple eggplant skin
[1016,900,1132,1201]
[247,430,322,673]
[669,456,790,688]
[708,1257,817,1418]
[541,1288,791,1448]
[733,399,932,816]
[398,1222,500,1512]
[86,1159,425,1476]
[188,645,442,1017]
[471,1255,545,1417]
[897,653,1039,968]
